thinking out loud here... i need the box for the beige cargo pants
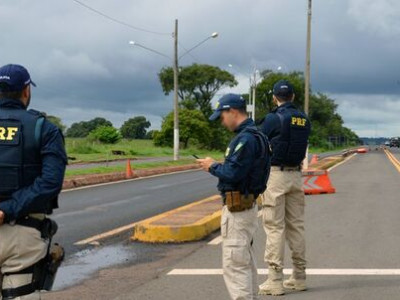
[261,167,306,280]
[222,204,259,300]
[0,224,48,300]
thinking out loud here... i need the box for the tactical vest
[220,126,271,196]
[271,105,310,166]
[0,108,44,198]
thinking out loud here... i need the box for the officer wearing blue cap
[197,93,270,300]
[258,80,311,296]
[0,64,67,299]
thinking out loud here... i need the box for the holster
[225,191,255,212]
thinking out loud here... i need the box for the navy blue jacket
[0,99,67,222]
[261,102,310,166]
[209,118,270,198]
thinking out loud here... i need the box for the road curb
[132,195,222,243]
[63,164,200,190]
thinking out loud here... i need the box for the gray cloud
[0,0,399,136]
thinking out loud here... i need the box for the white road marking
[168,269,400,276]
[328,153,357,172]
[74,222,138,245]
[208,236,223,245]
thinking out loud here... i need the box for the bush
[88,126,121,144]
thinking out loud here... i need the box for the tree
[46,115,66,133]
[120,116,151,139]
[88,126,121,144]
[254,70,359,148]
[154,109,211,149]
[159,64,238,118]
[66,117,113,137]
[254,70,305,123]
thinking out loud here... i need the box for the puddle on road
[53,244,136,290]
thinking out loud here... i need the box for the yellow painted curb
[132,195,222,243]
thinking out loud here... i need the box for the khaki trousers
[0,224,48,300]
[261,168,306,280]
[222,205,259,300]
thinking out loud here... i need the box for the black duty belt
[271,165,301,171]
[14,216,45,232]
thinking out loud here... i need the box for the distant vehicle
[389,137,400,148]
[384,141,391,147]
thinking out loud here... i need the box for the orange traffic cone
[126,159,134,178]
[310,154,319,165]
[302,170,335,195]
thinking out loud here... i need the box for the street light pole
[304,0,312,115]
[173,19,179,161]
[303,0,312,170]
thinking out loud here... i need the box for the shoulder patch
[233,140,247,154]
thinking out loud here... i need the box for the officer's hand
[0,211,4,225]
[196,157,215,172]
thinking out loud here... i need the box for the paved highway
[53,170,217,255]
[118,148,400,299]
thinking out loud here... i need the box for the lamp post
[129,24,218,161]
[303,0,312,170]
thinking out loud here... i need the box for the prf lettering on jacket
[0,127,18,141]
[291,117,306,127]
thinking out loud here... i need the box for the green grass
[66,138,224,163]
[65,158,198,178]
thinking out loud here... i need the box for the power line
[71,0,171,36]
[178,42,198,63]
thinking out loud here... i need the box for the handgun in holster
[225,191,255,212]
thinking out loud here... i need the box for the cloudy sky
[1,0,399,137]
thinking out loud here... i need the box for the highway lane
[126,149,400,299]
[53,170,217,255]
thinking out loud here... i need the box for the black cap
[273,79,294,98]
[0,64,36,92]
[209,93,246,121]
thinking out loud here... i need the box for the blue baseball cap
[0,64,36,92]
[209,93,246,121]
[273,79,294,98]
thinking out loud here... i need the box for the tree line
[154,64,359,150]
[47,115,152,144]
[47,63,359,149]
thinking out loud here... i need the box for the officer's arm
[0,122,67,222]
[209,137,256,183]
[261,114,280,139]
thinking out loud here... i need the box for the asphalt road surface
[53,169,218,255]
[117,148,400,300]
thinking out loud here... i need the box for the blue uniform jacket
[209,118,267,197]
[0,99,67,222]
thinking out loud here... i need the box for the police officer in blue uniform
[0,64,67,300]
[258,80,311,295]
[197,94,270,300]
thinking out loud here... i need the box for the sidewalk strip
[168,269,400,276]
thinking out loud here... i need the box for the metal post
[252,75,256,121]
[173,19,179,161]
[303,0,312,170]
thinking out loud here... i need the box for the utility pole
[251,72,256,121]
[303,0,312,170]
[173,19,179,161]
[305,0,312,115]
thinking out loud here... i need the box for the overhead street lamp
[179,32,219,59]
[128,41,170,59]
[130,21,218,161]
